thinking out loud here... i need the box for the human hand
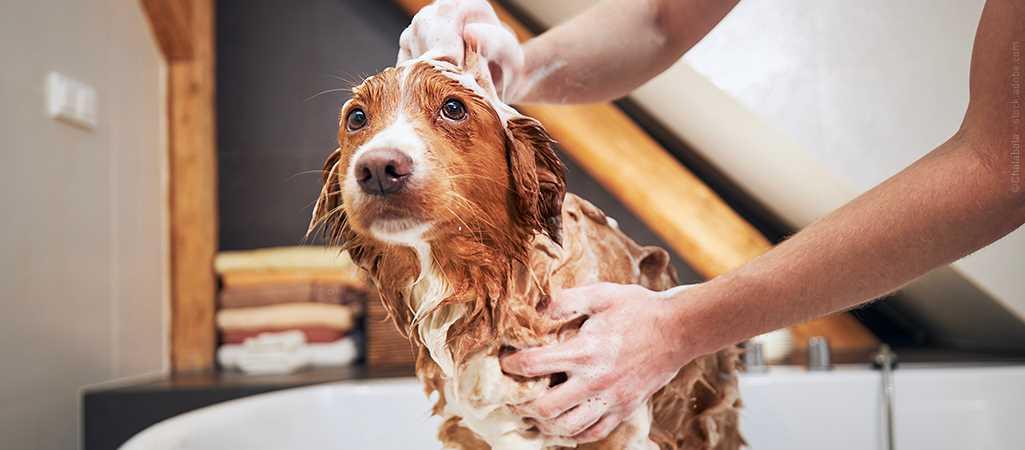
[500,282,695,442]
[397,0,525,100]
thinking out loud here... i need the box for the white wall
[0,0,169,448]
[510,0,1025,342]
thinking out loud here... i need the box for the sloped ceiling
[508,0,1025,350]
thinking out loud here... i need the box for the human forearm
[675,132,1025,356]
[514,0,738,104]
[671,0,1025,357]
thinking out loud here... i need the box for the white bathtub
[122,365,1025,450]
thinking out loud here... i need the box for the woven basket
[365,288,416,368]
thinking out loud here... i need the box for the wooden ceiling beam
[140,0,194,61]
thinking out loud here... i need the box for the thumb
[463,23,523,67]
[463,22,523,94]
[547,283,620,321]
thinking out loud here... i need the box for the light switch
[46,71,98,130]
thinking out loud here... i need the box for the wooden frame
[143,0,218,372]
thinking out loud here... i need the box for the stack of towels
[215,246,365,374]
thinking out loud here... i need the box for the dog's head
[311,58,565,263]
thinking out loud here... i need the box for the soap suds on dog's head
[398,48,520,127]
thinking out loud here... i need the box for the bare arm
[502,0,1025,441]
[514,0,739,103]
[678,0,1025,356]
[397,0,736,104]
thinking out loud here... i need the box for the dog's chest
[404,197,665,450]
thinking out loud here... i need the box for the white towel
[218,331,360,374]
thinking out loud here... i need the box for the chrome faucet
[873,344,898,450]
[743,341,768,373]
[807,336,832,370]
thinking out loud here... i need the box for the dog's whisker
[447,192,502,233]
[286,170,337,183]
[442,205,487,247]
[446,173,518,194]
[304,87,349,102]
[290,169,334,177]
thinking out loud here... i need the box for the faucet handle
[807,336,832,370]
[743,341,768,373]
[872,344,898,370]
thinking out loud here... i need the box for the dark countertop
[82,365,414,450]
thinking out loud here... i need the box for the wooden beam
[164,0,218,372]
[395,0,878,351]
[525,103,770,276]
[140,0,194,61]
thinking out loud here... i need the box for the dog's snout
[355,148,413,196]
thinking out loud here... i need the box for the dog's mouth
[368,217,432,246]
[350,194,420,225]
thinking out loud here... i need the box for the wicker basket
[365,288,416,368]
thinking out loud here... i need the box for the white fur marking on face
[343,97,433,231]
[346,110,426,180]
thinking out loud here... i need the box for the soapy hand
[398,0,526,101]
[500,282,694,442]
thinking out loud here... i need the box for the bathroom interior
[2,0,1024,449]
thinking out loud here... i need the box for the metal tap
[873,344,898,450]
[807,336,832,370]
[743,341,768,373]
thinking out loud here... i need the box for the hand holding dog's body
[503,283,696,442]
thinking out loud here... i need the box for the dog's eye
[345,108,367,131]
[441,99,467,121]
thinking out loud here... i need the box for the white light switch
[46,71,98,130]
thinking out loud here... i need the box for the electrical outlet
[46,71,98,130]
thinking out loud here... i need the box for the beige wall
[0,0,168,448]
[510,0,1025,344]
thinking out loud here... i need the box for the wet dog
[310,55,742,450]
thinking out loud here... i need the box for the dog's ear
[506,117,566,244]
[308,149,350,244]
[638,246,678,288]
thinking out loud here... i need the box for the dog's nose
[354,148,413,196]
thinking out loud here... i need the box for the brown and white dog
[310,54,742,450]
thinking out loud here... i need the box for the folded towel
[221,326,346,344]
[215,246,358,272]
[220,269,360,289]
[218,281,367,309]
[217,332,360,374]
[216,303,355,331]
